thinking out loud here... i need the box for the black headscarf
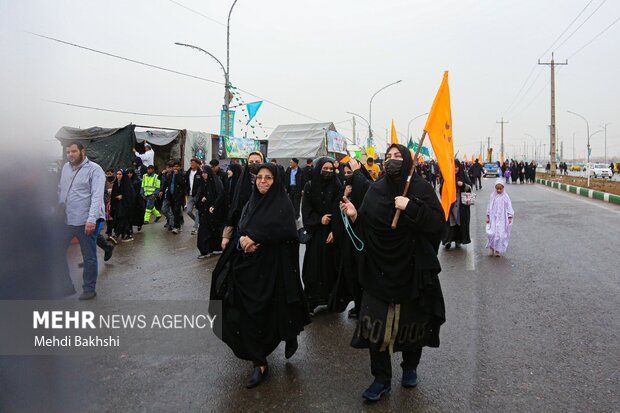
[307,157,342,215]
[237,163,297,244]
[453,159,472,192]
[227,163,243,202]
[227,151,264,227]
[112,169,136,209]
[343,161,372,208]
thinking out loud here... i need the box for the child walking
[486,178,514,257]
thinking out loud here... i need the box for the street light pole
[407,112,429,141]
[346,112,370,147]
[525,133,537,163]
[567,110,590,187]
[225,0,239,145]
[600,123,610,164]
[368,80,402,148]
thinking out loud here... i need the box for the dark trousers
[288,186,301,219]
[169,198,183,229]
[62,221,103,293]
[370,347,422,385]
[474,176,482,189]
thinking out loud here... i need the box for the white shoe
[190,230,197,235]
[488,248,494,256]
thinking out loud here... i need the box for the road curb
[536,178,620,206]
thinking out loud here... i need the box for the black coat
[284,166,305,192]
[163,171,186,202]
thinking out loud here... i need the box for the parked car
[482,162,501,177]
[587,163,612,179]
[569,164,582,171]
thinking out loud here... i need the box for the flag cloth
[424,71,455,220]
[471,154,474,163]
[412,142,430,156]
[245,101,263,125]
[407,137,414,150]
[366,147,375,159]
[390,119,398,144]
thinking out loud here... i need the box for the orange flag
[424,71,455,220]
[471,154,474,163]
[390,119,398,144]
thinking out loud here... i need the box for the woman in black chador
[301,157,342,314]
[442,159,472,249]
[210,163,310,389]
[195,165,225,258]
[328,160,372,317]
[126,169,145,233]
[341,144,446,401]
[110,169,136,241]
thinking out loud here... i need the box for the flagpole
[391,131,428,229]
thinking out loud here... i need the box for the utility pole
[496,118,508,162]
[352,116,356,146]
[538,53,567,176]
[487,137,492,161]
[572,132,575,164]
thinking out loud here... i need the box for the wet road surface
[13,179,620,412]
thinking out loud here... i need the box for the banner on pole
[224,136,260,159]
[219,110,235,138]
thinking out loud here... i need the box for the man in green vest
[141,165,162,224]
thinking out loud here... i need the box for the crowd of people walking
[57,141,517,401]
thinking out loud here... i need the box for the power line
[43,99,220,118]
[539,0,596,59]
[503,0,598,117]
[167,0,226,26]
[29,32,224,85]
[30,32,322,122]
[567,15,620,59]
[554,0,609,53]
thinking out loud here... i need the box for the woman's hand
[340,196,357,222]
[457,181,463,187]
[326,232,334,244]
[344,185,352,197]
[508,217,513,225]
[209,207,215,214]
[221,238,230,250]
[321,214,332,225]
[486,216,490,224]
[349,159,362,171]
[116,195,122,200]
[394,196,410,211]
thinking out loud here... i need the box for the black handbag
[297,227,313,244]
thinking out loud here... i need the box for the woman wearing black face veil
[301,157,342,314]
[341,144,446,401]
[221,151,264,251]
[210,163,310,389]
[441,159,472,249]
[328,161,372,317]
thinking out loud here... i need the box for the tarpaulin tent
[135,129,185,171]
[55,125,136,172]
[267,122,348,160]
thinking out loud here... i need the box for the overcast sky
[1,0,619,161]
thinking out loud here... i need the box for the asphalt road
[3,178,619,412]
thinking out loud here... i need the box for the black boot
[245,366,268,389]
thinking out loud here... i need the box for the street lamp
[525,133,538,163]
[176,0,238,158]
[567,110,591,187]
[368,80,402,148]
[407,112,429,141]
[600,123,611,164]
